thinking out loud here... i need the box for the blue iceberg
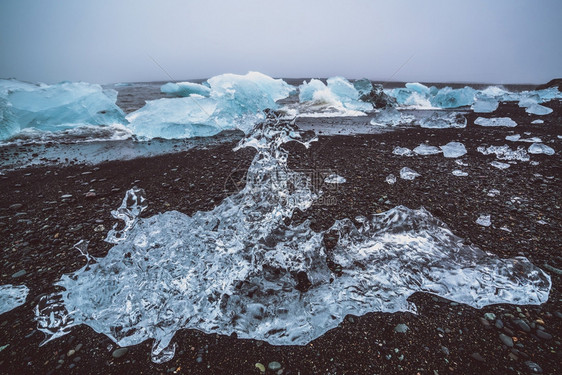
[298,77,372,115]
[0,79,127,141]
[127,72,295,139]
[161,81,211,97]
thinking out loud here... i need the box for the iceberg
[0,284,29,315]
[474,117,517,127]
[413,144,441,155]
[127,72,295,139]
[525,104,553,115]
[440,142,467,158]
[0,79,126,141]
[161,81,211,97]
[430,86,476,108]
[35,115,550,364]
[298,77,372,115]
[528,143,555,155]
[354,80,397,109]
[419,112,467,129]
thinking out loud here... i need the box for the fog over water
[0,0,561,84]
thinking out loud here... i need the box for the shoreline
[0,101,560,374]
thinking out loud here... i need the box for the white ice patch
[392,147,413,156]
[531,120,544,124]
[324,174,346,184]
[385,174,397,184]
[477,145,530,161]
[487,189,500,197]
[474,117,517,127]
[400,167,421,180]
[476,215,491,227]
[452,170,468,177]
[528,143,555,155]
[413,144,441,155]
[440,142,467,158]
[505,134,521,142]
[490,161,511,169]
[0,284,29,315]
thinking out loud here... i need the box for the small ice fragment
[528,143,555,155]
[490,161,510,169]
[537,220,548,225]
[392,146,413,156]
[525,104,553,115]
[500,226,512,232]
[452,170,468,177]
[400,167,420,180]
[455,159,468,166]
[0,284,29,315]
[474,117,517,127]
[440,142,467,158]
[324,174,346,184]
[477,145,529,161]
[530,161,540,166]
[505,134,521,142]
[420,112,467,128]
[531,119,544,124]
[370,108,407,126]
[413,144,441,155]
[487,189,500,197]
[385,174,397,184]
[476,215,491,227]
[519,137,542,143]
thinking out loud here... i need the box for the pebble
[255,363,266,373]
[268,362,282,371]
[524,361,543,373]
[535,330,552,340]
[441,346,449,356]
[499,333,514,347]
[471,352,485,362]
[394,324,409,333]
[514,319,531,332]
[484,313,496,320]
[11,270,26,278]
[67,349,75,357]
[479,317,491,329]
[495,319,504,329]
[9,204,23,210]
[112,347,128,359]
[61,194,72,199]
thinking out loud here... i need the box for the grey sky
[1,0,561,84]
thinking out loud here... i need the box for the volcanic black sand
[0,101,560,374]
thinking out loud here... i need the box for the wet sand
[0,101,560,374]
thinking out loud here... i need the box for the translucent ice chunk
[476,214,491,227]
[531,120,544,124]
[477,145,529,161]
[0,98,19,140]
[370,108,412,126]
[452,170,468,177]
[440,142,467,158]
[0,284,29,315]
[127,72,294,139]
[474,117,517,127]
[490,161,511,169]
[525,104,553,115]
[413,144,441,155]
[400,167,421,180]
[392,146,413,156]
[385,174,397,184]
[161,81,211,97]
[324,174,346,184]
[487,189,500,197]
[420,112,467,129]
[35,116,551,364]
[430,86,476,108]
[505,134,521,142]
[528,143,555,155]
[299,77,372,114]
[0,79,126,141]
[405,82,431,95]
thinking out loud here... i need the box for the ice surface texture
[128,72,295,139]
[0,79,126,141]
[419,112,466,129]
[0,284,29,315]
[36,117,551,363]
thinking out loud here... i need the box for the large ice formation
[298,77,372,115]
[35,114,550,364]
[0,284,29,315]
[0,79,126,141]
[127,72,295,139]
[161,81,211,97]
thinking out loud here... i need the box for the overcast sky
[1,0,561,84]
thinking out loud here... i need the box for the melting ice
[34,105,551,364]
[0,284,29,315]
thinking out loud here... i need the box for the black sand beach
[0,101,560,374]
